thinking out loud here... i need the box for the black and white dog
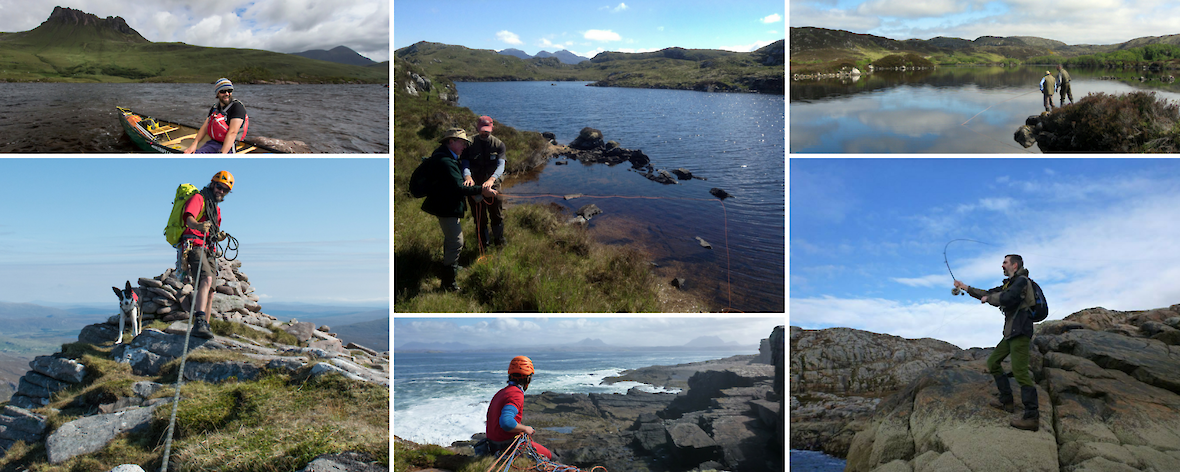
[112,281,141,344]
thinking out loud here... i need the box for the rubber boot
[1010,385,1039,431]
[191,312,214,339]
[492,223,506,247]
[989,374,1015,413]
[440,263,461,292]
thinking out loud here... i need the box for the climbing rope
[495,192,740,312]
[158,233,208,471]
[485,433,608,472]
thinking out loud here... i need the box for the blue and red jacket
[486,382,525,442]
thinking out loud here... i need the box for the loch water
[0,83,389,153]
[456,81,786,312]
[791,66,1180,153]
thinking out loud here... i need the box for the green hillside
[0,8,387,84]
[395,40,785,94]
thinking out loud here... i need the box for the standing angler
[421,128,498,291]
[461,115,508,248]
[1057,65,1074,106]
[954,254,1040,431]
[1039,71,1058,112]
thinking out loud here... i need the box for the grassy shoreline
[393,61,711,313]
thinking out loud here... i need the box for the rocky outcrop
[1013,91,1180,152]
[790,327,960,458]
[7,356,87,411]
[42,6,146,42]
[47,405,160,464]
[845,303,1180,472]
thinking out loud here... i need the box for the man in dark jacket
[1057,65,1074,106]
[422,127,497,291]
[954,254,1040,431]
[461,115,508,248]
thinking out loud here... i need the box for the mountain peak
[293,45,376,66]
[42,6,144,40]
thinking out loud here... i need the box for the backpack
[164,184,201,246]
[408,156,435,198]
[1026,277,1049,322]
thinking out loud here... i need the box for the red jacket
[486,384,524,442]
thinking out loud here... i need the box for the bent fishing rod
[944,238,993,296]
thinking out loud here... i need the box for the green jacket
[966,267,1037,339]
[420,144,484,218]
[1058,69,1071,85]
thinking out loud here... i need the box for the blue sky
[791,0,1180,46]
[791,158,1180,349]
[395,317,784,349]
[0,1,389,62]
[0,158,388,306]
[394,0,785,58]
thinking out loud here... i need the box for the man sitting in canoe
[184,78,248,154]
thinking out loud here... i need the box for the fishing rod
[944,239,993,296]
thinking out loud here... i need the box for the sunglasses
[214,183,231,193]
[218,89,233,95]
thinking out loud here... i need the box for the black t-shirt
[209,100,246,121]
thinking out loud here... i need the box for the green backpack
[164,184,201,246]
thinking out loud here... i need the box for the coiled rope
[485,433,607,472]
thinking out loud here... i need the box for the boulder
[30,356,86,384]
[644,169,679,185]
[0,405,49,436]
[108,465,146,472]
[671,168,694,180]
[665,422,723,466]
[569,127,605,150]
[183,361,261,383]
[577,204,603,220]
[709,188,732,200]
[296,451,386,472]
[284,322,317,342]
[46,405,158,464]
[132,381,163,399]
[695,237,712,249]
[309,337,346,354]
[78,323,120,345]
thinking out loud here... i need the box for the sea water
[790,449,847,471]
[393,349,755,446]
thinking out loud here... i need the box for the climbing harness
[485,433,607,472]
[944,239,994,295]
[960,89,1039,153]
[159,233,208,471]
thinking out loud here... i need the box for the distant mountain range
[790,26,1180,60]
[292,46,377,66]
[394,336,755,352]
[498,48,589,64]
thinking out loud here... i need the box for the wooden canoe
[116,106,286,154]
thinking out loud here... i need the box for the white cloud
[584,29,622,42]
[761,13,782,24]
[657,26,665,32]
[891,274,948,288]
[614,3,629,12]
[496,30,523,45]
[571,47,606,58]
[856,0,964,18]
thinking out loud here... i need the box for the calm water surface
[456,81,785,312]
[790,449,846,471]
[0,83,389,153]
[791,66,1180,153]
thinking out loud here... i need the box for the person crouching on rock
[486,356,553,460]
[953,254,1040,431]
[420,128,497,291]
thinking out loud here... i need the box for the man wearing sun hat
[1038,71,1057,112]
[461,115,508,248]
[185,78,249,154]
[422,127,498,291]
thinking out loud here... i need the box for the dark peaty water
[456,81,785,312]
[0,83,389,153]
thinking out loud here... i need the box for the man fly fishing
[953,254,1041,431]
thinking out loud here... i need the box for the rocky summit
[0,255,388,469]
[793,303,1180,472]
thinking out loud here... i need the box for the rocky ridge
[0,257,389,468]
[400,326,784,472]
[837,304,1180,472]
[789,327,960,458]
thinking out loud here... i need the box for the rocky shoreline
[792,303,1180,472]
[397,326,784,472]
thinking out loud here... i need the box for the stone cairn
[0,257,389,463]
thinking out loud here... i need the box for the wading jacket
[1039,74,1057,95]
[420,144,485,218]
[967,267,1037,339]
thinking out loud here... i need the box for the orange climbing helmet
[508,356,534,376]
[211,170,234,190]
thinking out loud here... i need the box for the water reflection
[791,66,1180,153]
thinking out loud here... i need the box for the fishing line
[960,89,1039,154]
